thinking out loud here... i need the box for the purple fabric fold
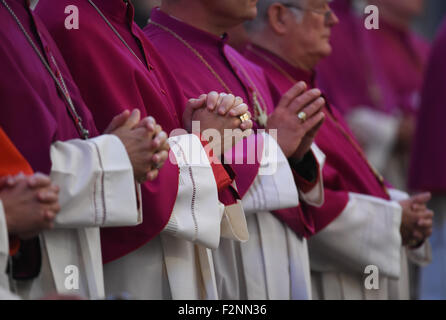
[409,19,446,192]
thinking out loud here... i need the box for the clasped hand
[0,173,60,239]
[399,192,434,247]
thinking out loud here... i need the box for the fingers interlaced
[229,103,249,117]
[37,188,59,204]
[152,131,168,150]
[136,116,156,132]
[217,93,236,115]
[234,96,243,107]
[205,91,220,110]
[27,173,51,189]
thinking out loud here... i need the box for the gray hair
[245,0,307,32]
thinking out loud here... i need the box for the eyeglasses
[282,2,334,22]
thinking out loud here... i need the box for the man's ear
[267,4,289,35]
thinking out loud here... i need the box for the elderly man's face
[285,0,338,61]
[201,0,259,22]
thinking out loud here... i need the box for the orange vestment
[0,127,34,255]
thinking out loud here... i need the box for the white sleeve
[299,143,325,207]
[162,134,234,249]
[50,134,141,228]
[309,192,402,279]
[240,132,300,215]
[0,201,10,290]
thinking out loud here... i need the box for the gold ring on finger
[239,112,250,122]
[297,111,307,123]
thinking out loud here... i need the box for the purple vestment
[409,19,446,192]
[145,8,319,237]
[245,45,391,233]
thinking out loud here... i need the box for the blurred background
[133,0,446,40]
[415,0,446,39]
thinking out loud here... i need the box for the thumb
[104,110,131,134]
[183,98,205,131]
